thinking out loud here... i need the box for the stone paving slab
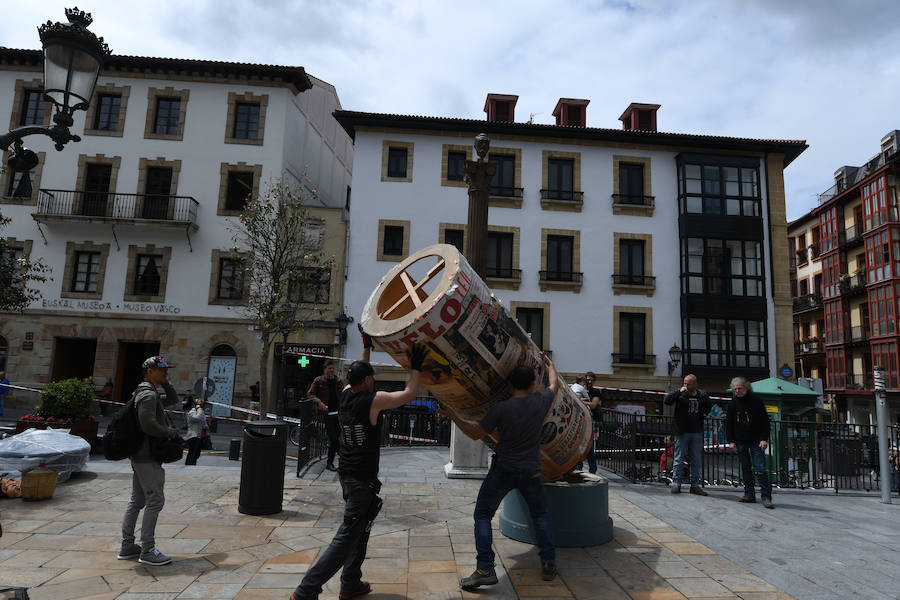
[0,447,862,599]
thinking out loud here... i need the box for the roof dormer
[484,93,518,123]
[552,98,589,127]
[619,102,661,132]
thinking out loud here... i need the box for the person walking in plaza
[290,333,425,600]
[118,356,181,565]
[579,372,600,474]
[307,362,345,471]
[725,376,774,509]
[98,379,113,417]
[0,370,9,417]
[460,356,559,590]
[184,398,205,466]
[665,374,711,495]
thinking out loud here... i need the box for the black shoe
[290,593,316,600]
[460,567,498,589]
[762,499,774,509]
[738,495,757,503]
[339,581,371,599]
[670,485,681,494]
[689,486,708,496]
[541,562,557,581]
[325,463,337,471]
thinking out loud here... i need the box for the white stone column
[444,423,489,479]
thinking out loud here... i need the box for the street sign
[193,376,216,399]
[779,366,793,378]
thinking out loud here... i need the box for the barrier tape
[599,385,730,402]
[388,433,438,443]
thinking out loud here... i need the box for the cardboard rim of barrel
[362,244,460,336]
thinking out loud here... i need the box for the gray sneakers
[138,547,172,566]
[117,542,142,560]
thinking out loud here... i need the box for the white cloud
[2,0,897,219]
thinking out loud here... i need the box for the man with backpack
[117,355,180,566]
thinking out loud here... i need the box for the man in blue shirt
[460,355,558,589]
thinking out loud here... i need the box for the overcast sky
[3,0,898,220]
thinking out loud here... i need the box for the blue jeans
[474,463,555,569]
[294,475,380,599]
[673,432,702,487]
[736,442,772,500]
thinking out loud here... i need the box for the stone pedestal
[443,423,489,479]
[499,472,613,547]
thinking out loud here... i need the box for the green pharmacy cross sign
[297,355,310,368]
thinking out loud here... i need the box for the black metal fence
[595,408,900,494]
[294,397,451,473]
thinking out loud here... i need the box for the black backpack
[102,382,153,460]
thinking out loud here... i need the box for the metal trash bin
[238,421,288,515]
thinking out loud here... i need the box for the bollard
[229,438,241,461]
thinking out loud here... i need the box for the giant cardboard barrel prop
[360,244,592,480]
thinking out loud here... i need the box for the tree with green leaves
[227,178,335,417]
[0,211,51,313]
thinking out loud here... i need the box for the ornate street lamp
[1,7,110,170]
[335,310,353,345]
[667,344,683,376]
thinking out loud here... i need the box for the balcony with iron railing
[792,293,822,314]
[845,373,874,391]
[611,274,656,287]
[485,266,522,279]
[538,270,583,292]
[795,248,809,266]
[611,273,656,296]
[488,185,524,208]
[838,224,863,247]
[817,178,848,204]
[846,325,869,344]
[540,189,584,211]
[611,194,654,207]
[794,340,824,356]
[34,189,199,230]
[611,353,657,367]
[839,272,866,296]
[808,243,820,260]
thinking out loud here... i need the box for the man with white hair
[725,376,773,509]
[664,374,711,495]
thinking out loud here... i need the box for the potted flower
[15,378,98,445]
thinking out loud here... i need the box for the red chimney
[552,98,589,127]
[484,93,518,123]
[619,103,661,132]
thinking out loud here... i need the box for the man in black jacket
[725,377,774,508]
[290,334,426,600]
[664,374,711,495]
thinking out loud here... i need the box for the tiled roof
[334,110,808,167]
[0,47,312,93]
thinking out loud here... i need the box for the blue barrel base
[499,472,614,548]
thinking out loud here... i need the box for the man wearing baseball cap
[118,355,181,566]
[291,331,427,600]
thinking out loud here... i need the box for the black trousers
[184,436,202,465]
[326,414,340,466]
[294,474,381,599]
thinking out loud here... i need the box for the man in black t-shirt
[664,374,712,495]
[307,362,345,471]
[291,335,425,600]
[460,355,559,590]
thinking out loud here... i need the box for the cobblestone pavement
[0,447,810,599]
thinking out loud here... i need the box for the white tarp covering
[0,428,91,483]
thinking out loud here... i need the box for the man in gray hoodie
[118,356,181,565]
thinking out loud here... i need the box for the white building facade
[0,48,352,410]
[336,96,805,407]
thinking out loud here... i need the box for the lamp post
[1,8,110,171]
[873,365,892,504]
[335,310,353,345]
[665,344,683,415]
